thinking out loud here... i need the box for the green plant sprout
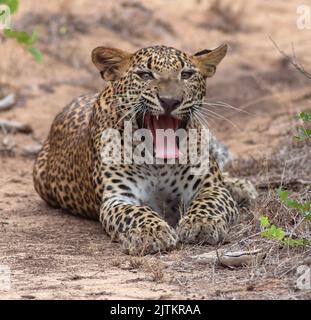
[278,188,311,220]
[259,215,309,246]
[262,109,311,246]
[259,188,310,246]
[0,0,43,63]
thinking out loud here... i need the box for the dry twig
[270,37,311,80]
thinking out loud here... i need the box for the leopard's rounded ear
[192,44,228,78]
[92,47,132,81]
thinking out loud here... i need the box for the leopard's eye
[135,71,155,81]
[181,70,195,80]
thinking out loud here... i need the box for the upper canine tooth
[156,115,159,120]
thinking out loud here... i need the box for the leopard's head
[92,45,227,158]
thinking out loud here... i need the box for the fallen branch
[0,119,33,134]
[192,248,266,267]
[257,178,311,189]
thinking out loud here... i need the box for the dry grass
[128,257,144,269]
[110,258,122,268]
[223,138,311,291]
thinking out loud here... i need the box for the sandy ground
[0,0,311,299]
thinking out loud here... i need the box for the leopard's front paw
[223,174,258,205]
[177,214,228,245]
[120,220,177,256]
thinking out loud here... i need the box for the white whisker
[198,107,242,131]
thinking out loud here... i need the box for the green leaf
[305,210,311,221]
[28,47,43,63]
[283,237,306,246]
[0,0,19,13]
[295,127,311,140]
[277,188,311,213]
[271,225,286,241]
[4,27,43,63]
[4,29,38,45]
[259,215,270,227]
[278,189,289,202]
[261,225,286,241]
[27,31,38,45]
[4,30,28,43]
[260,190,310,247]
[297,111,311,122]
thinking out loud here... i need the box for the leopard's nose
[158,96,182,114]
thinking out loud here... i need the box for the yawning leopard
[33,44,257,255]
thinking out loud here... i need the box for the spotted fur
[33,45,257,255]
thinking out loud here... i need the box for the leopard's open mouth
[136,113,188,159]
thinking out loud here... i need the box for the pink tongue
[145,114,180,159]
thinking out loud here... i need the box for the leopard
[33,44,257,256]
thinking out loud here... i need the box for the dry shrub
[200,0,247,33]
[227,139,311,189]
[128,257,144,269]
[142,258,165,282]
[149,266,164,282]
[110,258,122,268]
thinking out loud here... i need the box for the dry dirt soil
[0,0,311,299]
